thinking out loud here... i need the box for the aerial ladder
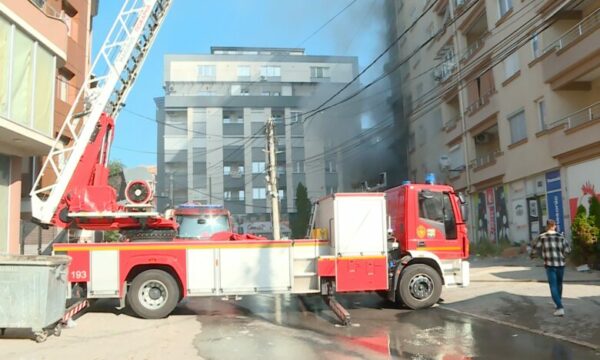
[30,0,175,235]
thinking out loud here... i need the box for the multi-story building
[389,0,600,243]
[156,47,359,226]
[0,0,98,254]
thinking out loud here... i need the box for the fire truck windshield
[176,215,230,239]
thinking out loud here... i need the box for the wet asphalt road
[174,293,600,360]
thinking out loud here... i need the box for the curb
[439,306,600,352]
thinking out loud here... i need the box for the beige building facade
[0,0,97,254]
[389,0,600,243]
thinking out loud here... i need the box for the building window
[197,65,216,78]
[260,66,280,78]
[326,186,337,194]
[224,165,244,177]
[239,190,245,201]
[498,0,512,18]
[0,17,55,135]
[291,112,302,123]
[237,65,250,78]
[326,160,336,173]
[531,34,541,58]
[278,189,285,199]
[508,110,527,144]
[310,66,330,79]
[261,91,270,96]
[252,161,265,174]
[57,73,69,102]
[536,98,546,131]
[294,161,304,173]
[224,191,232,200]
[253,188,266,200]
[504,52,519,79]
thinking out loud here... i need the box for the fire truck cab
[170,204,234,240]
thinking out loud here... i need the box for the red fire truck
[28,0,469,325]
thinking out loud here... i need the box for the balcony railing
[461,33,489,63]
[29,0,63,19]
[464,87,495,115]
[470,150,503,169]
[543,7,600,53]
[433,60,457,82]
[443,115,460,131]
[547,101,600,129]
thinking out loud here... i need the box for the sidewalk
[441,255,600,350]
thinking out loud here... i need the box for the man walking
[531,219,571,316]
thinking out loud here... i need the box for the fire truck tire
[397,264,442,310]
[127,269,180,319]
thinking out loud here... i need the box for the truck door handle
[417,241,426,247]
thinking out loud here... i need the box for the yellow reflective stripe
[54,242,329,252]
[416,246,462,251]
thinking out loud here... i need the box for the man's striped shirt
[532,230,571,267]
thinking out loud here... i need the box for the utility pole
[266,117,281,240]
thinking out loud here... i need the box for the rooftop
[210,46,305,56]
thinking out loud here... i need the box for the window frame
[507,109,527,144]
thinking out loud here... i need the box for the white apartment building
[156,47,360,225]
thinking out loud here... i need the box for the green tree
[292,182,311,239]
[108,160,124,197]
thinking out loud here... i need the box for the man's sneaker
[553,308,565,316]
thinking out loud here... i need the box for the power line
[296,0,360,46]
[303,0,442,121]
[300,0,481,124]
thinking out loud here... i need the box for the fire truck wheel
[127,269,180,319]
[397,264,442,310]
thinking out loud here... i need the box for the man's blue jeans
[546,266,565,309]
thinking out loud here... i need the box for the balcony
[443,115,462,144]
[542,8,600,89]
[546,102,600,163]
[464,88,498,130]
[469,150,505,186]
[5,0,70,58]
[460,32,489,64]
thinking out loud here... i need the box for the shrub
[571,204,599,266]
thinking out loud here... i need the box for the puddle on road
[180,294,599,360]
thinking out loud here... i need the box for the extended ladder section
[31,0,173,225]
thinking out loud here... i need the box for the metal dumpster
[0,255,71,342]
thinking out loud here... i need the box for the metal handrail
[543,7,600,53]
[461,32,489,62]
[465,87,495,114]
[470,150,503,168]
[29,0,63,19]
[547,101,600,129]
[443,116,460,130]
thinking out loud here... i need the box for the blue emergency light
[425,173,436,185]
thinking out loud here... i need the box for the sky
[92,0,388,167]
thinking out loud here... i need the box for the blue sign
[545,170,564,232]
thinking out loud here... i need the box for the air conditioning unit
[439,155,450,170]
[475,132,491,144]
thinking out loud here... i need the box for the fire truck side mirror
[460,203,469,222]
